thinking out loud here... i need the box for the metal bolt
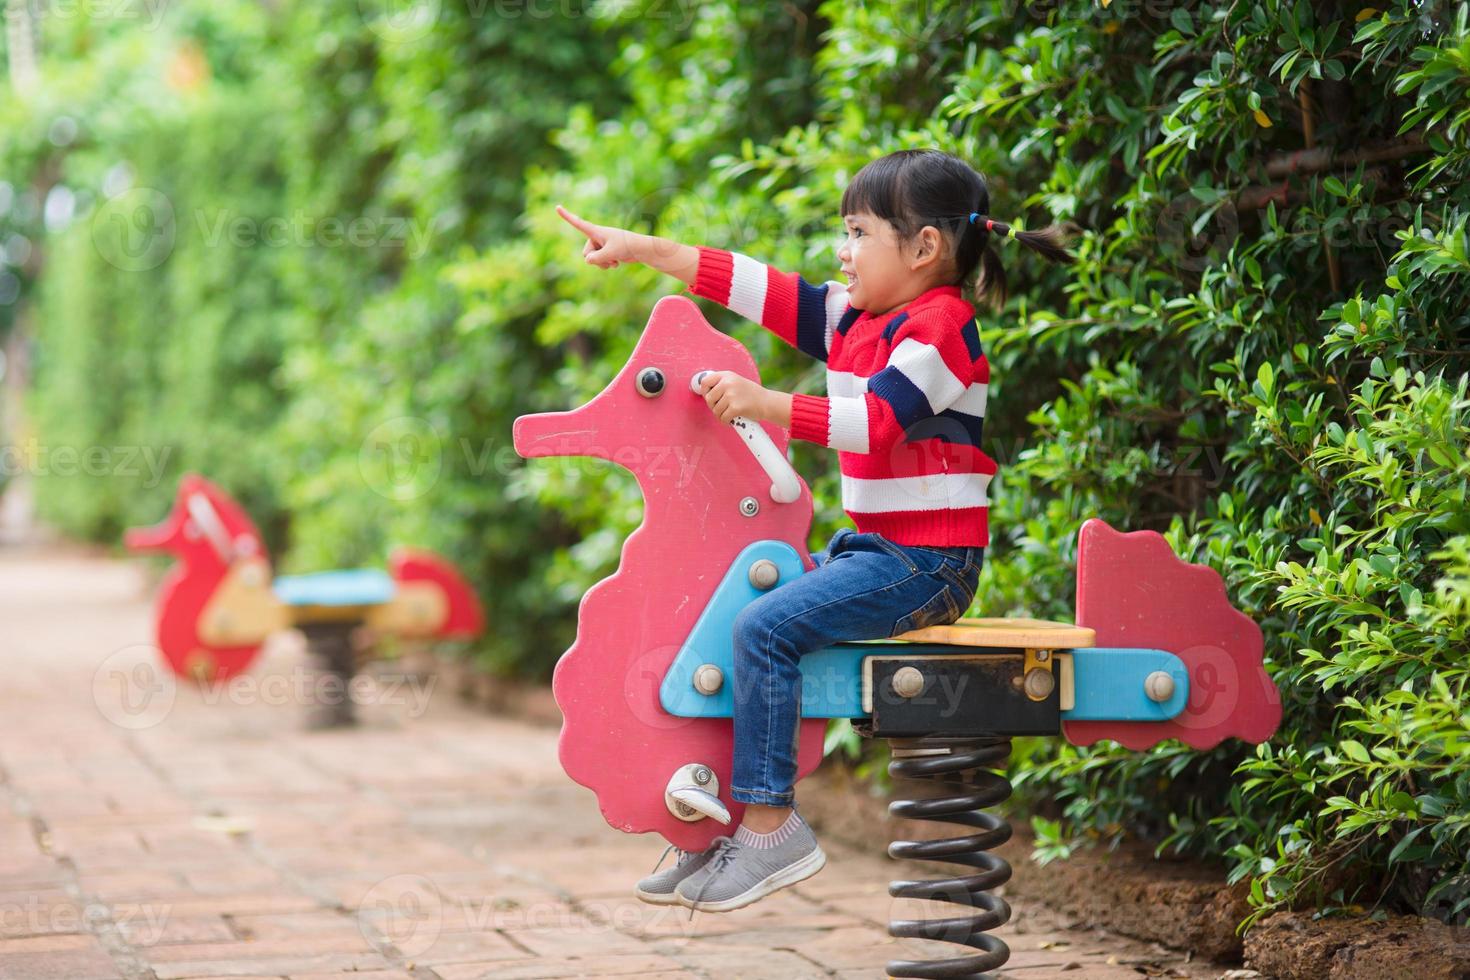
[748,559,780,590]
[1023,667,1056,701]
[693,766,712,785]
[1144,670,1176,703]
[892,666,925,699]
[739,496,760,517]
[693,665,724,695]
[1035,649,1050,662]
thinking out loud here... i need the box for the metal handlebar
[690,371,801,504]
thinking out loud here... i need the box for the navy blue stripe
[880,311,910,343]
[835,307,862,337]
[897,411,984,449]
[935,409,984,447]
[960,318,982,362]
[795,279,831,361]
[867,364,932,428]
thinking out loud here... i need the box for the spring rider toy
[127,473,484,726]
[514,296,1281,978]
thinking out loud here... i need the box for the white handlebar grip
[691,371,801,505]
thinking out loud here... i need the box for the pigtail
[969,216,1078,308]
[975,245,1008,309]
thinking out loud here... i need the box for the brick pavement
[0,541,1240,979]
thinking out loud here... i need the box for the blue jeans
[729,528,984,806]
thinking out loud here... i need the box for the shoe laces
[688,837,743,919]
[648,843,687,876]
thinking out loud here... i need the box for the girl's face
[837,210,942,316]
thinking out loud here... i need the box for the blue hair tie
[970,213,1017,239]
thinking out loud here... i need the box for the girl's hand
[697,371,786,425]
[556,205,638,269]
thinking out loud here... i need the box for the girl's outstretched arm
[557,204,793,428]
[555,205,849,366]
[555,206,699,285]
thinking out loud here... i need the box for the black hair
[839,149,1076,308]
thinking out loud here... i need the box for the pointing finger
[555,205,602,244]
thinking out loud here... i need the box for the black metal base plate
[867,651,1060,737]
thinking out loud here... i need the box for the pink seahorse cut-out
[513,296,826,849]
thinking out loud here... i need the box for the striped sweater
[690,246,996,548]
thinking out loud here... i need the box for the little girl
[557,149,1072,913]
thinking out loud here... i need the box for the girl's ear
[909,224,945,272]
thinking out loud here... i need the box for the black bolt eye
[635,367,665,398]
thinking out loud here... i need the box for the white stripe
[841,472,992,512]
[827,396,869,453]
[830,366,984,417]
[822,279,850,355]
[826,369,868,398]
[728,252,769,324]
[888,337,966,412]
[952,381,989,417]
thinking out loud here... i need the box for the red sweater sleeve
[688,246,849,364]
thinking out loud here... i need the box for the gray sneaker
[634,837,728,905]
[675,824,827,913]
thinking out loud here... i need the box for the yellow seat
[891,616,1094,649]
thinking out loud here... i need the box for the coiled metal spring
[885,735,1014,979]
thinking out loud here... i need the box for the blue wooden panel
[273,569,395,608]
[659,540,1190,723]
[1063,647,1189,721]
[660,541,811,717]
